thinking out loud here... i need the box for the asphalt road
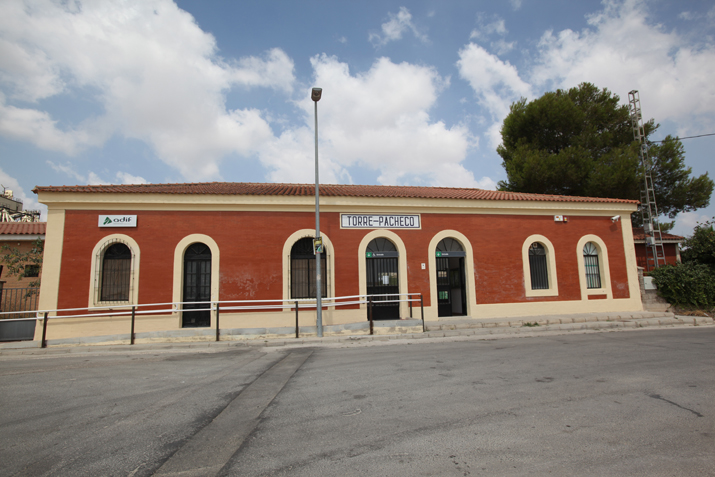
[1,328,713,476]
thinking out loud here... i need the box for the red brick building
[34,182,643,342]
[0,222,45,289]
[632,227,683,269]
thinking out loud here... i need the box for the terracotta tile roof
[632,227,684,242]
[33,182,639,205]
[0,222,46,235]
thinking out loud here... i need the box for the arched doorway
[435,238,467,317]
[290,237,327,299]
[182,243,212,327]
[365,237,400,320]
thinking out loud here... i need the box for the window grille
[290,237,326,299]
[583,242,602,289]
[366,237,397,253]
[528,242,549,290]
[436,237,463,252]
[183,243,212,303]
[100,243,131,301]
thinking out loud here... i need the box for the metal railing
[0,293,425,347]
[0,288,40,319]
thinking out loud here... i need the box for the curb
[1,312,713,356]
[0,314,715,357]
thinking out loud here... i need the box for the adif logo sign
[98,215,138,227]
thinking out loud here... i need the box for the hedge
[649,262,715,309]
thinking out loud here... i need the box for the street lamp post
[311,87,323,337]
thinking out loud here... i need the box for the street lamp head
[311,87,322,102]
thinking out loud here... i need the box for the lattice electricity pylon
[628,90,666,271]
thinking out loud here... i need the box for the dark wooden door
[182,243,211,328]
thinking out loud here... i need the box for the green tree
[0,238,44,289]
[497,82,713,230]
[681,218,715,269]
[650,219,715,309]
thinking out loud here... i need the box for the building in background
[632,227,683,268]
[0,222,45,327]
[0,187,41,223]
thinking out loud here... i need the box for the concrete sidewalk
[1,310,712,356]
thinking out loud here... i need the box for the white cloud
[530,0,715,133]
[230,48,295,94]
[115,172,148,184]
[0,167,46,219]
[87,172,109,186]
[457,43,532,148]
[458,0,715,160]
[469,15,507,40]
[672,211,710,236]
[468,14,515,56]
[491,39,516,55]
[0,93,103,154]
[258,55,492,189]
[509,0,523,11]
[0,0,294,180]
[678,11,697,21]
[47,161,146,186]
[369,7,428,47]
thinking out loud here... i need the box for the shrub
[649,262,715,309]
[681,218,715,270]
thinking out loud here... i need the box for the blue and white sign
[341,214,420,229]
[99,215,137,227]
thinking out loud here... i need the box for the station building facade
[34,182,642,341]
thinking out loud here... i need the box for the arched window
[366,237,397,255]
[528,242,549,290]
[100,243,132,301]
[436,237,463,254]
[583,242,602,289]
[291,237,326,299]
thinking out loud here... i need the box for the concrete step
[424,311,700,332]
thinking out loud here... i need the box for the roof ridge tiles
[31,181,639,204]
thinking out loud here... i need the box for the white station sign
[99,215,137,227]
[341,214,420,229]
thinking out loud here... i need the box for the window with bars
[100,243,131,301]
[583,242,602,289]
[290,237,327,299]
[528,242,549,290]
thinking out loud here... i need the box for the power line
[651,132,715,143]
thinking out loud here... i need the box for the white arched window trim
[88,234,140,308]
[576,235,612,300]
[172,235,220,322]
[521,234,559,297]
[282,229,335,303]
[427,230,477,319]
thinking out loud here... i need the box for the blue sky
[1,0,714,235]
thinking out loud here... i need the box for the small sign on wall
[99,215,137,227]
